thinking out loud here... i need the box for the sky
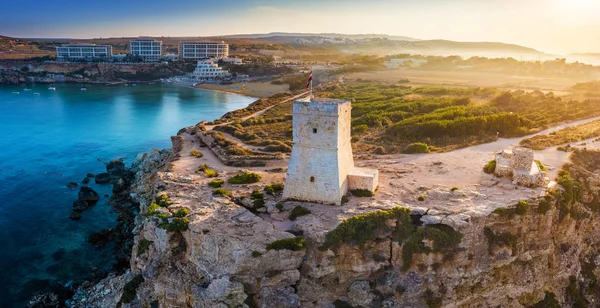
[1,0,599,54]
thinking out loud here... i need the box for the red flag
[305,71,313,90]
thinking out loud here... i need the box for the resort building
[191,59,230,81]
[179,41,229,60]
[221,57,243,65]
[56,44,112,61]
[282,97,379,205]
[129,38,162,62]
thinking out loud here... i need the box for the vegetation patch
[228,171,262,184]
[341,195,350,204]
[404,142,429,154]
[492,200,529,218]
[145,203,160,216]
[213,188,232,197]
[289,206,311,220]
[520,119,600,150]
[530,292,561,308]
[266,236,305,251]
[251,251,263,258]
[350,189,374,197]
[250,190,265,208]
[190,149,203,158]
[537,196,553,214]
[566,275,589,308]
[118,274,144,306]
[534,160,547,171]
[208,179,224,188]
[450,187,459,191]
[137,239,152,256]
[158,217,190,233]
[322,207,413,250]
[155,193,172,207]
[401,224,463,270]
[197,164,218,178]
[418,195,426,202]
[264,183,284,195]
[483,160,496,174]
[174,208,190,218]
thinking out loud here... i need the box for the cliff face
[67,138,600,308]
[0,61,187,84]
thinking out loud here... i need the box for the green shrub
[155,194,172,207]
[275,202,284,210]
[190,149,203,158]
[267,236,305,251]
[208,179,224,188]
[323,207,413,249]
[198,164,218,178]
[404,142,429,154]
[483,160,496,174]
[174,208,190,218]
[516,200,529,215]
[450,187,459,191]
[159,217,190,232]
[418,195,426,201]
[228,171,262,184]
[534,160,547,171]
[289,206,311,220]
[537,198,552,214]
[350,189,374,197]
[119,274,144,305]
[374,146,386,154]
[557,146,568,152]
[146,203,160,215]
[213,188,232,196]
[531,292,561,308]
[566,275,589,308]
[155,213,169,223]
[137,239,152,256]
[250,190,265,208]
[264,183,284,195]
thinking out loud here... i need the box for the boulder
[81,177,90,184]
[87,173,95,178]
[67,182,78,189]
[72,200,88,212]
[106,160,125,177]
[78,187,100,205]
[95,173,111,184]
[69,211,81,220]
[87,229,115,247]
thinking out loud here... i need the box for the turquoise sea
[0,84,255,307]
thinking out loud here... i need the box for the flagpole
[310,66,313,98]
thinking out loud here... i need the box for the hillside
[0,35,54,59]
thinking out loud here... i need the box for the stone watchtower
[282,97,378,205]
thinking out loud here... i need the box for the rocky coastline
[0,61,193,85]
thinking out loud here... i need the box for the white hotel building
[191,59,230,81]
[56,44,112,61]
[130,39,162,62]
[179,42,229,60]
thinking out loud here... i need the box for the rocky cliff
[0,61,190,84]
[65,132,600,308]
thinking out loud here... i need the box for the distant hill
[218,32,421,41]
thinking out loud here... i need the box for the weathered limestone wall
[282,98,354,205]
[348,168,379,191]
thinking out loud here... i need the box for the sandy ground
[347,69,577,94]
[195,82,290,98]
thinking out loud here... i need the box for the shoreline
[193,81,290,98]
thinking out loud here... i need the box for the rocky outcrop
[66,144,600,308]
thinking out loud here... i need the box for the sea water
[0,84,256,306]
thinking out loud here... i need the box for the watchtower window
[310,176,315,183]
[312,128,317,134]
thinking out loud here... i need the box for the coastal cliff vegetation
[213,82,600,154]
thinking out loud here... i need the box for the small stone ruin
[494,146,546,187]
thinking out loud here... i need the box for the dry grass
[520,119,600,150]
